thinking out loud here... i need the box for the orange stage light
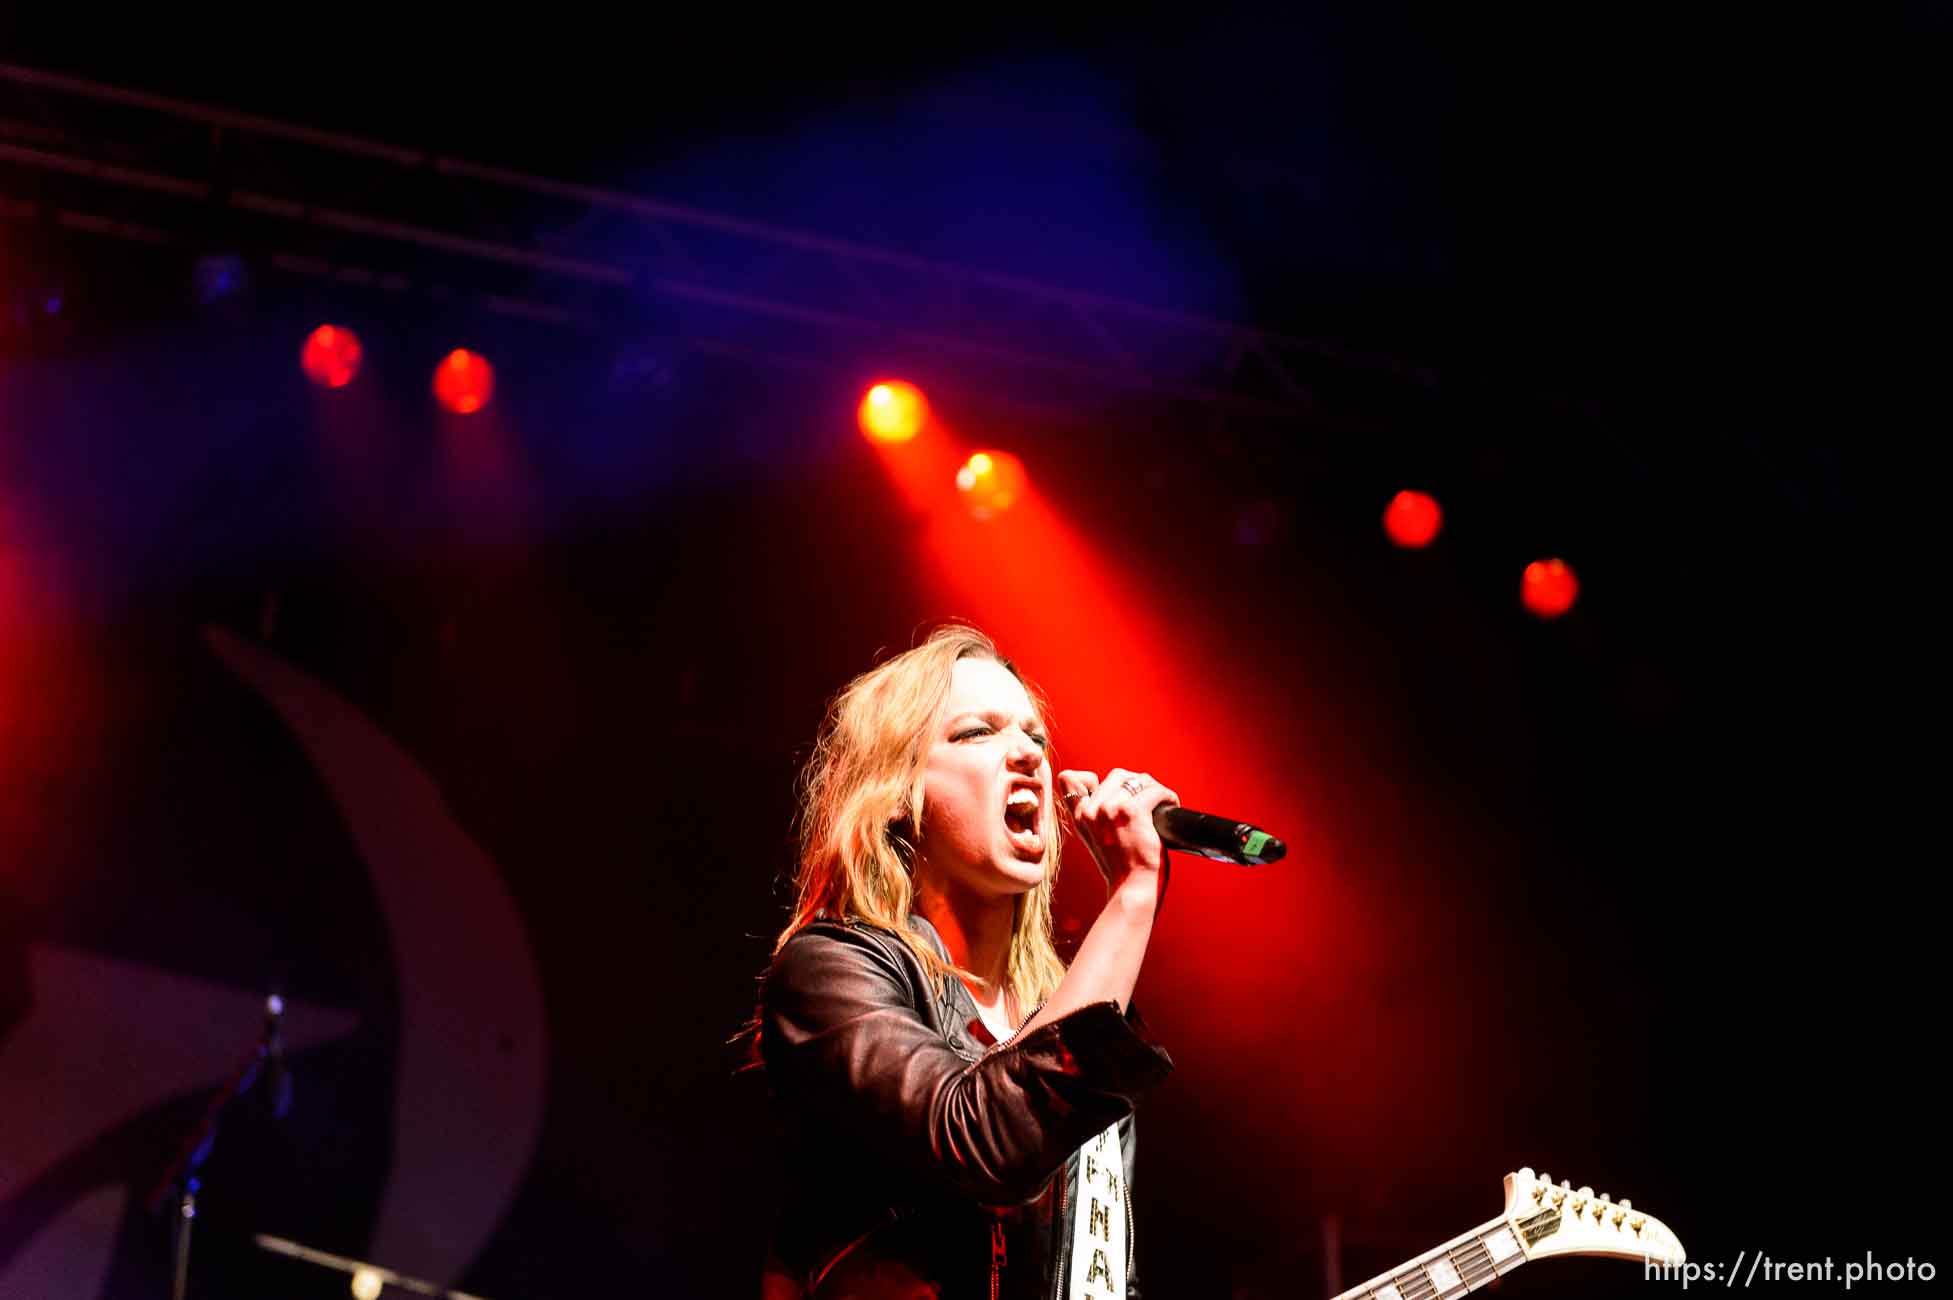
[954,449,1027,519]
[300,325,363,389]
[433,349,495,415]
[1382,489,1443,548]
[858,380,929,443]
[1521,558,1580,618]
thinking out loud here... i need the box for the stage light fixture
[1521,558,1580,619]
[955,449,1027,519]
[5,282,70,342]
[433,349,495,414]
[193,253,249,306]
[858,380,928,443]
[300,325,363,389]
[1383,490,1443,548]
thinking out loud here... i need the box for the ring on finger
[1121,776,1145,796]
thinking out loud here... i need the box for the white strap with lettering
[1068,1124,1127,1299]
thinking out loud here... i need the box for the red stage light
[1521,558,1580,619]
[300,324,363,389]
[955,450,1027,519]
[433,349,495,414]
[1383,489,1443,548]
[858,380,928,443]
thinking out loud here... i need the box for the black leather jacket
[759,915,1174,1299]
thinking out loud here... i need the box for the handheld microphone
[1153,804,1286,866]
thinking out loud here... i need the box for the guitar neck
[1333,1210,1538,1300]
[1329,1168,1686,1297]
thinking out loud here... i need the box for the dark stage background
[1,6,1939,1298]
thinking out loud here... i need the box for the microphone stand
[143,994,286,1300]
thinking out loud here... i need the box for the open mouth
[1003,785,1043,857]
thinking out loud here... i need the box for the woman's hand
[1007,768,1177,1030]
[1057,768,1180,892]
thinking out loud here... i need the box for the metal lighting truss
[0,62,1440,425]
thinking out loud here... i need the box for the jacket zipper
[1124,1173,1135,1281]
[983,997,1018,1300]
[983,995,1043,1300]
[1050,1155,1069,1300]
[990,1214,1008,1300]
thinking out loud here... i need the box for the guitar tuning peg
[1620,1199,1631,1211]
[1561,1179,1572,1190]
[1599,1193,1611,1204]
[1538,1172,1551,1189]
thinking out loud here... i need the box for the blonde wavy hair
[775,623,1068,1008]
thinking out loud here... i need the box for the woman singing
[757,624,1177,1299]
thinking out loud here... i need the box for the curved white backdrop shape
[206,626,548,1286]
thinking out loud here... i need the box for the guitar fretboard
[1333,1213,1533,1300]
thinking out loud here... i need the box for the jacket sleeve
[762,924,1173,1207]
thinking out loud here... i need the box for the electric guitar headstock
[1334,1166,1686,1298]
[1502,1166,1686,1267]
